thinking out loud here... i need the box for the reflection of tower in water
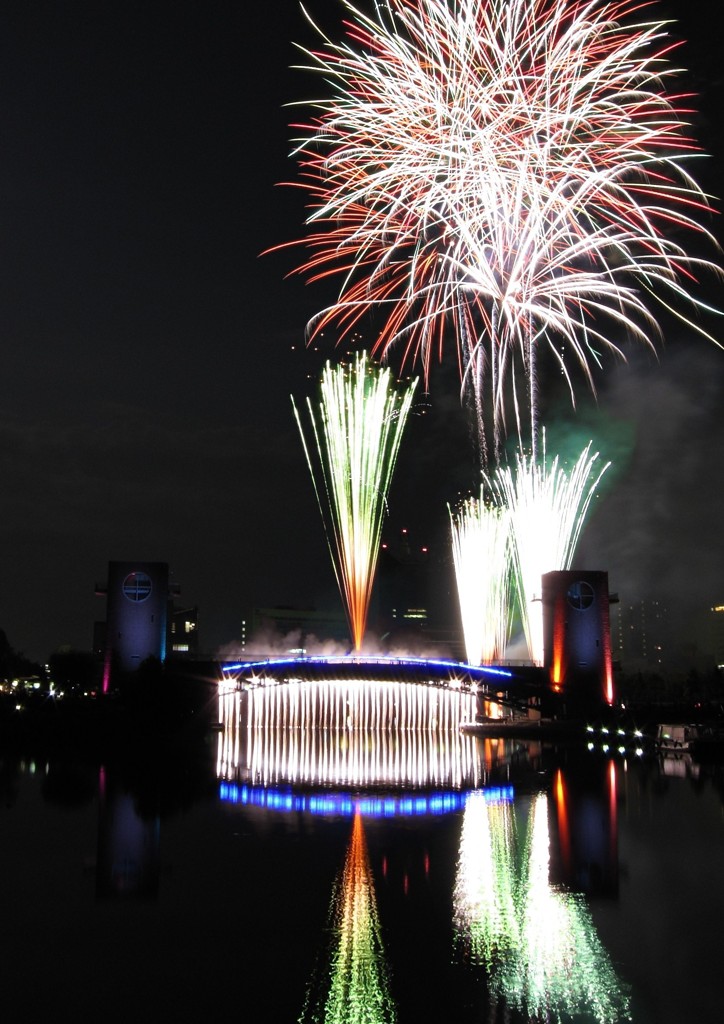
[299,811,396,1024]
[95,766,160,900]
[551,761,619,898]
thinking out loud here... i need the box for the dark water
[2,729,722,1024]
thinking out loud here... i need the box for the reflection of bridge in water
[215,654,627,1023]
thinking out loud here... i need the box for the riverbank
[0,685,219,757]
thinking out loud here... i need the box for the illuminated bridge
[220,654,520,686]
[215,655,548,792]
[218,654,547,730]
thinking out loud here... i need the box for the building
[375,529,432,639]
[710,604,724,670]
[169,605,200,659]
[542,570,615,708]
[374,528,463,656]
[611,598,669,671]
[96,561,180,690]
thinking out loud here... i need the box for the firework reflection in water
[453,790,519,970]
[453,790,630,1023]
[299,812,396,1024]
[513,794,630,1023]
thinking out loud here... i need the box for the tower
[98,561,170,690]
[542,570,615,710]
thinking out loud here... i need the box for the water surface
[2,730,721,1023]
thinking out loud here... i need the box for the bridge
[219,653,549,725]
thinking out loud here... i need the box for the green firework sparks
[293,352,417,651]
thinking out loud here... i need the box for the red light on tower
[543,571,615,710]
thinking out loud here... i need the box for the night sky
[0,0,722,665]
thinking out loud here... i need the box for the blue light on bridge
[220,653,513,680]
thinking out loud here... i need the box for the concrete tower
[100,561,170,689]
[542,570,615,710]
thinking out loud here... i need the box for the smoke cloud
[575,340,724,664]
[216,623,453,663]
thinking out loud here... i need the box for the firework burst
[293,352,417,651]
[284,0,720,462]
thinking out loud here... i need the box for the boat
[655,724,695,752]
[655,722,724,760]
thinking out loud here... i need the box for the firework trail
[293,352,417,651]
[449,490,512,665]
[488,439,610,664]
[284,0,720,462]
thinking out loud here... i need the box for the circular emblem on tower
[122,571,153,603]
[567,580,595,611]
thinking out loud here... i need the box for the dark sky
[0,0,721,665]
